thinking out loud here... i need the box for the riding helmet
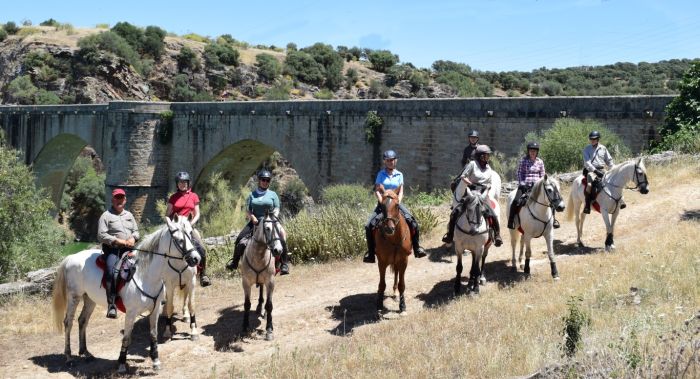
[527,141,540,150]
[589,130,601,139]
[257,169,272,180]
[468,130,479,138]
[383,150,398,160]
[175,171,191,184]
[475,145,492,156]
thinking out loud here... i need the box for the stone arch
[31,133,90,209]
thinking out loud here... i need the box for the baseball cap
[112,188,126,197]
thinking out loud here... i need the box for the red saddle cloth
[580,177,601,213]
[96,255,127,313]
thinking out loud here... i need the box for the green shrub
[279,178,309,216]
[409,70,430,92]
[301,43,344,90]
[204,42,239,68]
[255,53,281,82]
[265,78,292,100]
[0,28,7,42]
[95,23,109,29]
[385,64,413,86]
[369,79,390,99]
[320,183,374,209]
[653,61,700,153]
[368,50,399,73]
[34,89,62,105]
[4,21,19,35]
[364,111,383,143]
[77,31,144,73]
[170,74,197,101]
[6,76,38,105]
[183,33,209,43]
[286,42,297,52]
[345,68,358,89]
[561,296,591,357]
[40,18,60,27]
[410,206,439,235]
[199,173,248,236]
[525,118,631,173]
[177,46,200,71]
[111,22,143,49]
[68,166,105,241]
[313,89,334,100]
[142,26,166,60]
[285,206,366,263]
[489,151,519,181]
[284,50,325,87]
[0,132,67,282]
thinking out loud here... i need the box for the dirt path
[1,179,698,378]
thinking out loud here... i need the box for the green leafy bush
[364,111,383,143]
[369,79,390,99]
[177,46,200,71]
[653,61,700,153]
[142,26,167,60]
[68,165,105,241]
[6,76,38,104]
[199,173,248,237]
[561,296,591,357]
[0,28,7,42]
[255,53,281,83]
[345,68,358,89]
[265,78,292,100]
[284,50,325,87]
[34,89,62,105]
[182,33,209,43]
[279,178,309,216]
[203,42,239,68]
[320,183,374,209]
[77,31,144,73]
[313,89,334,99]
[4,21,19,35]
[368,50,399,73]
[525,118,631,173]
[40,18,60,27]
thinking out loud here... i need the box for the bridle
[379,196,402,236]
[599,162,649,212]
[524,178,562,238]
[245,214,282,283]
[455,193,488,235]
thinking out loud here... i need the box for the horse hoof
[265,332,274,341]
[479,277,487,285]
[191,333,199,341]
[399,311,408,316]
[153,359,161,371]
[553,276,561,281]
[511,266,517,273]
[80,351,95,361]
[163,331,172,340]
[578,242,586,248]
[117,364,127,374]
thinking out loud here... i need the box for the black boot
[199,252,211,287]
[491,217,503,247]
[442,208,459,244]
[105,272,117,319]
[620,199,626,209]
[411,227,427,258]
[363,226,376,263]
[583,193,592,214]
[279,240,290,275]
[507,203,518,230]
[226,243,246,270]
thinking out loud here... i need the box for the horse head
[380,190,401,236]
[542,174,565,212]
[254,211,284,256]
[165,215,200,267]
[635,158,650,194]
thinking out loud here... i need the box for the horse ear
[376,184,385,194]
[165,216,175,229]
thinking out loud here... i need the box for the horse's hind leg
[77,294,96,359]
[148,303,162,370]
[186,286,199,341]
[544,231,559,280]
[264,282,275,341]
[163,285,176,340]
[63,294,81,364]
[454,250,463,295]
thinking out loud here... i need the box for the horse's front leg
[518,237,526,269]
[118,312,138,374]
[264,281,275,341]
[544,228,559,280]
[63,294,81,365]
[148,301,162,371]
[377,263,387,312]
[608,210,619,251]
[186,285,199,341]
[454,247,463,295]
[163,285,176,340]
[392,269,399,298]
[242,283,252,334]
[77,295,96,360]
[397,263,407,314]
[256,285,264,317]
[523,238,532,276]
[601,210,614,252]
[479,244,489,285]
[469,248,483,294]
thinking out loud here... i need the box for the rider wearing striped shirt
[507,142,560,229]
[582,131,623,214]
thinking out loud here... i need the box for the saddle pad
[96,255,127,313]
[579,178,602,214]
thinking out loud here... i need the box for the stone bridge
[0,96,672,223]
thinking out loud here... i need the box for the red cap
[112,188,126,197]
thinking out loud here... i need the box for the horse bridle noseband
[525,178,560,238]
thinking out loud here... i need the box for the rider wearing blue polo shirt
[363,150,428,263]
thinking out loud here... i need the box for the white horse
[565,158,650,251]
[52,217,200,373]
[162,226,201,341]
[506,175,565,279]
[451,172,501,294]
[239,212,284,341]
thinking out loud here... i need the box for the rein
[244,216,280,284]
[523,179,560,238]
[598,162,648,213]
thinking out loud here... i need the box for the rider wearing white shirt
[582,130,623,214]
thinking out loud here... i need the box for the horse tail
[52,259,67,332]
[565,187,575,221]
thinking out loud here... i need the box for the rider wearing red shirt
[166,171,211,287]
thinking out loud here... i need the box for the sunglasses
[260,178,271,182]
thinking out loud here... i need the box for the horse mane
[528,177,545,205]
[383,189,397,200]
[134,226,166,270]
[607,159,635,177]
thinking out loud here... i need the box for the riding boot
[411,227,427,258]
[507,203,518,230]
[279,239,290,275]
[441,209,458,244]
[363,226,376,263]
[583,193,592,214]
[491,217,503,247]
[105,271,117,319]
[226,243,246,270]
[198,249,211,287]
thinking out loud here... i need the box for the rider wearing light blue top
[227,169,290,275]
[363,150,427,263]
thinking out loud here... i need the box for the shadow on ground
[201,304,254,352]
[553,239,599,256]
[426,244,454,263]
[680,209,700,222]
[326,293,380,336]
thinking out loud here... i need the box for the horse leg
[469,248,482,294]
[601,210,614,252]
[377,263,387,312]
[608,211,619,250]
[77,294,96,360]
[63,294,80,365]
[242,285,252,334]
[256,285,264,317]
[454,249,463,295]
[510,228,519,272]
[518,237,526,269]
[148,302,161,371]
[163,285,175,340]
[265,281,275,341]
[480,245,489,285]
[117,312,137,374]
[187,286,199,341]
[398,263,407,314]
[523,238,532,277]
[544,230,559,280]
[393,269,399,298]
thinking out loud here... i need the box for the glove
[594,169,604,178]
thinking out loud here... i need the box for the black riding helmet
[589,130,601,140]
[257,169,272,180]
[175,171,191,186]
[468,130,479,138]
[527,141,540,150]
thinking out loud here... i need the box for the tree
[142,25,167,60]
[3,21,19,35]
[284,50,325,87]
[203,43,239,69]
[255,53,281,83]
[654,61,700,153]
[368,50,399,73]
[302,43,344,90]
[111,21,144,50]
[68,165,106,241]
[177,46,200,72]
[6,76,38,105]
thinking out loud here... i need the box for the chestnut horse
[373,189,413,315]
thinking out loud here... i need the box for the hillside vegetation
[0,19,697,105]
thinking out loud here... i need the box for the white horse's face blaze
[262,217,283,256]
[166,217,200,267]
[544,180,565,212]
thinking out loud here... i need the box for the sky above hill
[4,0,699,72]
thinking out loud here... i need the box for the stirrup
[225,258,237,271]
[441,233,452,243]
[200,275,212,287]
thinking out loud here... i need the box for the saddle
[96,252,136,313]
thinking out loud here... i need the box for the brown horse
[373,189,412,315]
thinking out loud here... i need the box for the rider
[461,130,481,167]
[507,142,560,229]
[363,150,427,263]
[226,169,290,275]
[442,145,503,247]
[97,188,139,319]
[166,171,211,287]
[582,130,620,214]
